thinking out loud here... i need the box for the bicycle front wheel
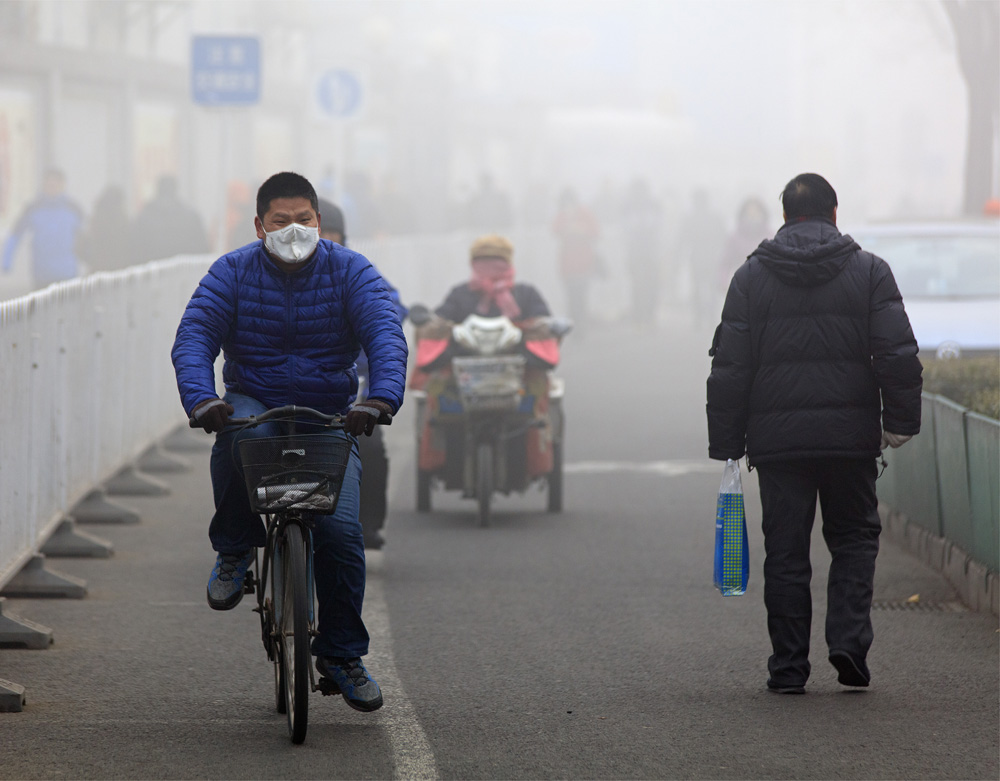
[276,523,311,744]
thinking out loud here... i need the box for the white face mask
[264,222,319,264]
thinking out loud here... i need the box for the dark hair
[317,197,346,242]
[780,173,837,220]
[256,171,318,219]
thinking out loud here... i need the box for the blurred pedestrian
[378,175,415,236]
[319,196,408,550]
[2,168,84,288]
[344,170,380,241]
[717,196,771,293]
[225,180,258,250]
[619,178,663,326]
[464,173,513,233]
[78,185,132,272]
[130,175,210,262]
[551,188,600,331]
[675,188,726,323]
[707,173,923,694]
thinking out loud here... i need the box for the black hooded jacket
[706,217,922,465]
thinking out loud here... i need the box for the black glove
[191,398,234,433]
[344,399,393,437]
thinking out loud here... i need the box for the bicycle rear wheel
[276,523,311,744]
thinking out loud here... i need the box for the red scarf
[469,259,521,319]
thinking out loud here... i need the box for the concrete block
[941,544,970,605]
[162,425,213,453]
[924,532,947,571]
[0,679,26,712]
[0,598,53,648]
[137,443,190,473]
[103,465,170,497]
[40,517,113,558]
[965,559,999,616]
[71,489,140,524]
[0,555,87,599]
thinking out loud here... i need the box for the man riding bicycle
[171,171,407,712]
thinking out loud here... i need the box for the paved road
[1,315,997,780]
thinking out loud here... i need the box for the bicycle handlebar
[188,403,392,429]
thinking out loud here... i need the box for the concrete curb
[880,505,999,617]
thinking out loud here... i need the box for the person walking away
[706,173,922,694]
[2,168,84,289]
[318,196,408,550]
[551,188,599,332]
[131,175,210,262]
[619,178,664,327]
[78,185,132,272]
[172,172,407,712]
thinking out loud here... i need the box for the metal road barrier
[0,256,212,592]
[878,393,1000,614]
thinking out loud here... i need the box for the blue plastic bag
[714,458,749,596]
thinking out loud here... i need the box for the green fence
[878,393,1000,571]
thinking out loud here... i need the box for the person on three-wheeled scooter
[408,234,571,526]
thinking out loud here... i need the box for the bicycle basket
[452,355,525,411]
[238,434,352,514]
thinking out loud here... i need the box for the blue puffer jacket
[172,239,408,417]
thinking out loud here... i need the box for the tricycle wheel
[476,443,493,528]
[547,441,563,513]
[417,469,432,513]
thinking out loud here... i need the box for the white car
[848,221,1000,359]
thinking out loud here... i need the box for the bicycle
[191,404,389,744]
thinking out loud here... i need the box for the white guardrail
[0,227,579,592]
[0,256,212,590]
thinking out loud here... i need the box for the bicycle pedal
[242,572,256,595]
[317,677,340,696]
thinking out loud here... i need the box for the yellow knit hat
[469,234,514,263]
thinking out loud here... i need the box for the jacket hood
[753,217,859,287]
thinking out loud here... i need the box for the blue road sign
[315,69,362,119]
[192,36,260,106]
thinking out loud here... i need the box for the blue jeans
[209,393,369,659]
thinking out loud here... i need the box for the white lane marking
[564,460,721,477]
[364,561,439,781]
[376,428,440,778]
[147,601,202,607]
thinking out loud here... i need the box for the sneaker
[829,650,871,687]
[767,679,806,695]
[206,550,254,611]
[316,656,384,712]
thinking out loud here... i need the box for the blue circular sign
[316,70,362,118]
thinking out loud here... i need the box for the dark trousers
[756,458,881,685]
[208,393,370,659]
[358,426,388,539]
